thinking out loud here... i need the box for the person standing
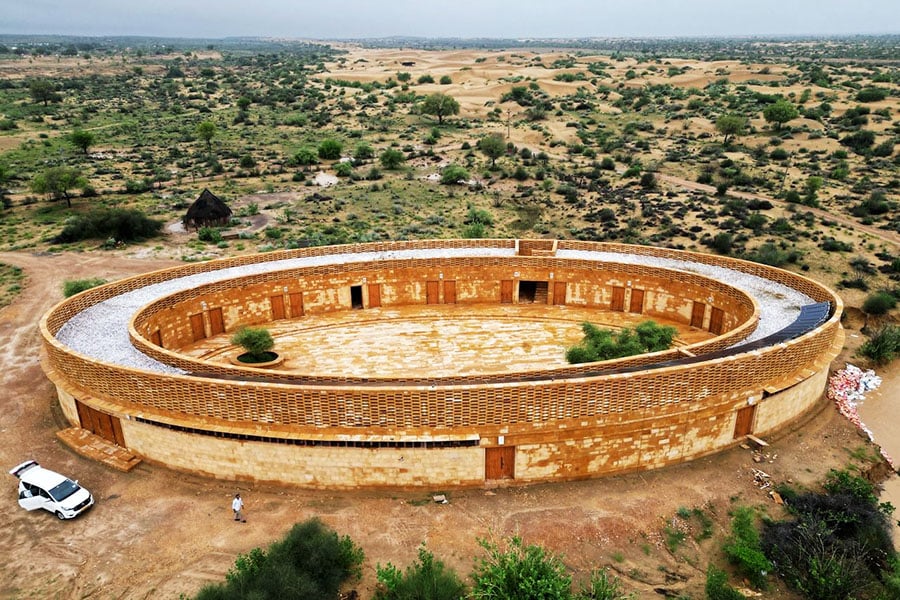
[232,493,245,522]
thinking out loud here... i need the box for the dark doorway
[519,280,537,302]
[351,285,364,309]
[518,280,548,304]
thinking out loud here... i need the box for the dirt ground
[0,250,896,600]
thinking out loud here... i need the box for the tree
[31,166,87,208]
[293,147,318,170]
[763,100,798,131]
[715,114,747,145]
[353,142,374,161]
[379,148,405,170]
[29,78,60,106]
[70,129,95,155]
[195,121,217,154]
[231,327,275,362]
[440,164,469,185]
[420,93,460,124]
[318,138,343,160]
[478,133,506,168]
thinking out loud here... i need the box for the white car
[9,460,94,520]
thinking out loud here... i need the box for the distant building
[183,188,232,230]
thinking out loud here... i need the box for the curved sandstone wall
[41,240,843,489]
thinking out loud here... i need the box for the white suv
[9,460,94,520]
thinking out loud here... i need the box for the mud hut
[183,189,232,230]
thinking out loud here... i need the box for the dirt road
[0,250,884,599]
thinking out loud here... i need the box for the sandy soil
[0,249,896,599]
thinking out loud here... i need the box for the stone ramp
[56,428,142,472]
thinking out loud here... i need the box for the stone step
[56,428,142,472]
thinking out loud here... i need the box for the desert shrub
[566,320,677,364]
[855,87,888,103]
[575,568,633,600]
[762,470,897,600]
[230,326,274,361]
[705,565,746,600]
[440,164,469,185]
[379,148,405,170]
[197,226,223,243]
[839,130,876,154]
[862,291,897,316]
[195,518,364,600]
[820,237,852,252]
[470,536,572,600]
[335,161,353,177]
[746,243,797,267]
[318,138,343,160]
[857,325,900,365]
[639,172,657,189]
[53,208,163,244]
[723,507,771,589]
[374,545,466,600]
[62,278,107,297]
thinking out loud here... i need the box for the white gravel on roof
[55,247,814,374]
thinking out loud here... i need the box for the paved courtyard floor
[181,304,715,378]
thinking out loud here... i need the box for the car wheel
[56,511,66,520]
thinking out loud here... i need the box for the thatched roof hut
[183,188,232,229]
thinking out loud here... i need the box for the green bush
[53,208,163,244]
[857,325,900,365]
[762,470,897,600]
[566,320,677,364]
[861,291,897,316]
[471,536,573,600]
[195,518,364,600]
[197,227,223,243]
[723,507,771,590]
[231,326,274,361]
[62,278,107,297]
[374,545,466,600]
[318,138,343,160]
[441,164,470,185]
[705,565,745,600]
[576,568,633,600]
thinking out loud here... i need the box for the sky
[1,0,898,40]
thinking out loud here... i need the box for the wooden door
[500,280,514,304]
[629,289,645,314]
[189,313,205,341]
[553,281,567,305]
[367,283,381,308]
[289,292,304,317]
[76,400,125,446]
[690,301,706,328]
[208,307,225,336]
[709,307,725,335]
[150,330,162,347]
[485,446,515,480]
[426,280,440,304]
[443,280,457,304]
[270,295,286,320]
[733,405,756,438]
[611,286,625,312]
